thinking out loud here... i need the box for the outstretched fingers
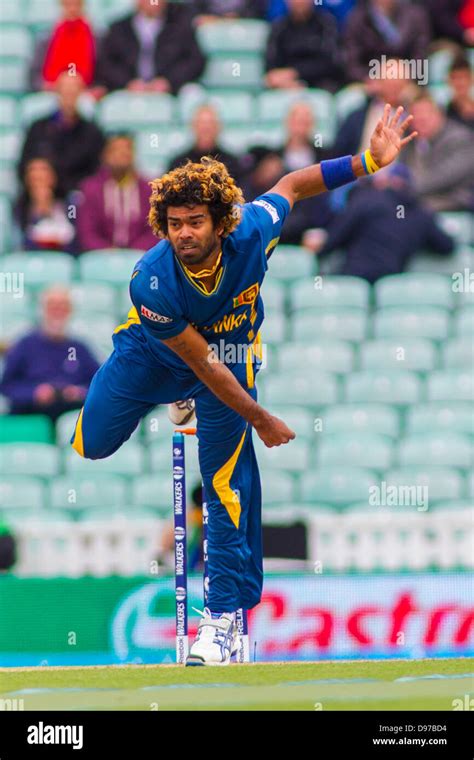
[389,105,404,129]
[401,130,418,147]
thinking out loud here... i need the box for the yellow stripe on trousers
[212,427,247,529]
[71,407,85,457]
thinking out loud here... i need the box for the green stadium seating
[292,309,368,342]
[278,340,355,373]
[69,315,116,359]
[64,440,145,475]
[196,19,269,55]
[135,128,192,177]
[469,472,474,498]
[5,509,73,524]
[49,474,129,511]
[260,279,286,311]
[142,407,174,441]
[2,252,75,285]
[384,467,465,501]
[0,195,12,252]
[453,306,474,336]
[0,131,21,165]
[19,91,96,126]
[0,476,44,509]
[428,49,454,84]
[398,433,472,468]
[373,307,450,341]
[405,403,474,437]
[0,284,34,320]
[316,433,394,469]
[25,0,59,32]
[375,273,453,309]
[334,85,366,123]
[263,371,339,406]
[0,24,33,60]
[408,246,473,276]
[266,405,316,439]
[99,92,175,130]
[0,95,18,129]
[430,500,473,512]
[441,337,474,368]
[201,91,255,124]
[256,88,335,142]
[427,371,474,402]
[254,436,310,473]
[289,275,369,312]
[0,0,26,23]
[131,474,173,511]
[359,339,437,372]
[0,415,53,444]
[261,471,297,504]
[201,55,264,90]
[259,312,287,345]
[0,60,27,94]
[0,316,32,345]
[0,443,60,476]
[0,166,18,198]
[267,246,315,282]
[56,410,82,447]
[69,282,118,317]
[344,371,422,405]
[78,250,140,285]
[438,212,473,247]
[322,404,400,438]
[300,467,378,506]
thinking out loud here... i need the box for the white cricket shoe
[185,608,238,667]
[168,399,196,425]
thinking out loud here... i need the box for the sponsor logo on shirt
[233,282,259,308]
[140,304,173,323]
[252,199,280,223]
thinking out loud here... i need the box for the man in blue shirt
[71,104,416,665]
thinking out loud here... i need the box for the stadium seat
[0,195,12,253]
[398,433,472,468]
[131,474,173,512]
[359,339,437,372]
[49,474,129,511]
[25,0,59,32]
[256,88,335,142]
[254,436,310,472]
[289,275,369,312]
[261,471,297,504]
[438,212,473,247]
[0,476,45,510]
[142,407,174,441]
[259,312,287,345]
[266,246,315,283]
[0,130,22,165]
[0,60,27,94]
[317,433,394,469]
[469,472,474,499]
[408,246,474,276]
[0,443,60,476]
[19,91,96,126]
[56,410,82,447]
[374,273,453,309]
[0,316,32,347]
[427,371,474,402]
[0,283,34,320]
[259,279,286,311]
[292,309,368,342]
[201,55,264,90]
[263,371,339,406]
[69,282,118,318]
[0,0,26,23]
[99,92,175,130]
[441,337,474,368]
[384,467,465,501]
[0,415,53,444]
[266,405,315,439]
[278,340,355,373]
[64,440,145,475]
[69,315,116,359]
[344,371,422,405]
[0,24,33,60]
[78,250,141,285]
[300,467,378,507]
[428,49,454,84]
[2,252,75,286]
[405,403,474,437]
[334,84,366,123]
[196,19,269,54]
[0,166,18,199]
[430,500,473,512]
[373,307,450,341]
[323,404,400,438]
[453,306,474,337]
[0,95,18,129]
[199,91,255,125]
[135,128,193,177]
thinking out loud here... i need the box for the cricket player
[71,105,416,665]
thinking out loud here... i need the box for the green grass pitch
[1,658,472,711]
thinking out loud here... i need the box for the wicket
[172,428,250,664]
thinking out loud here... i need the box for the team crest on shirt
[233,282,259,309]
[140,304,173,323]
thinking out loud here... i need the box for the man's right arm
[162,325,295,448]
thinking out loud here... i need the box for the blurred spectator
[96,0,205,95]
[168,105,243,182]
[307,164,454,283]
[0,521,16,573]
[30,0,96,92]
[425,0,474,46]
[18,73,105,195]
[192,0,267,25]
[281,102,321,171]
[241,146,285,201]
[77,134,156,253]
[331,57,417,156]
[401,93,474,211]
[0,286,100,422]
[344,0,431,83]
[264,0,343,91]
[447,53,474,131]
[15,158,76,253]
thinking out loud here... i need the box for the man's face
[61,0,83,21]
[167,205,223,266]
[136,0,165,18]
[412,100,443,140]
[104,137,134,173]
[55,71,84,112]
[288,0,313,20]
[287,103,314,140]
[449,68,472,99]
[193,108,220,149]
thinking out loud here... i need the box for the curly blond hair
[148,156,244,237]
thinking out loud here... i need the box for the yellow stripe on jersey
[265,236,280,257]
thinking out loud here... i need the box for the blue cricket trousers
[70,342,263,613]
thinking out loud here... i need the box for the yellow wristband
[363,149,381,174]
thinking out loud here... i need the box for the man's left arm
[269,104,417,209]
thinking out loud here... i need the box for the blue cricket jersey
[112,192,290,370]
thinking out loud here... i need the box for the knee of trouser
[70,408,116,460]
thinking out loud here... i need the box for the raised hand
[369,104,418,169]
